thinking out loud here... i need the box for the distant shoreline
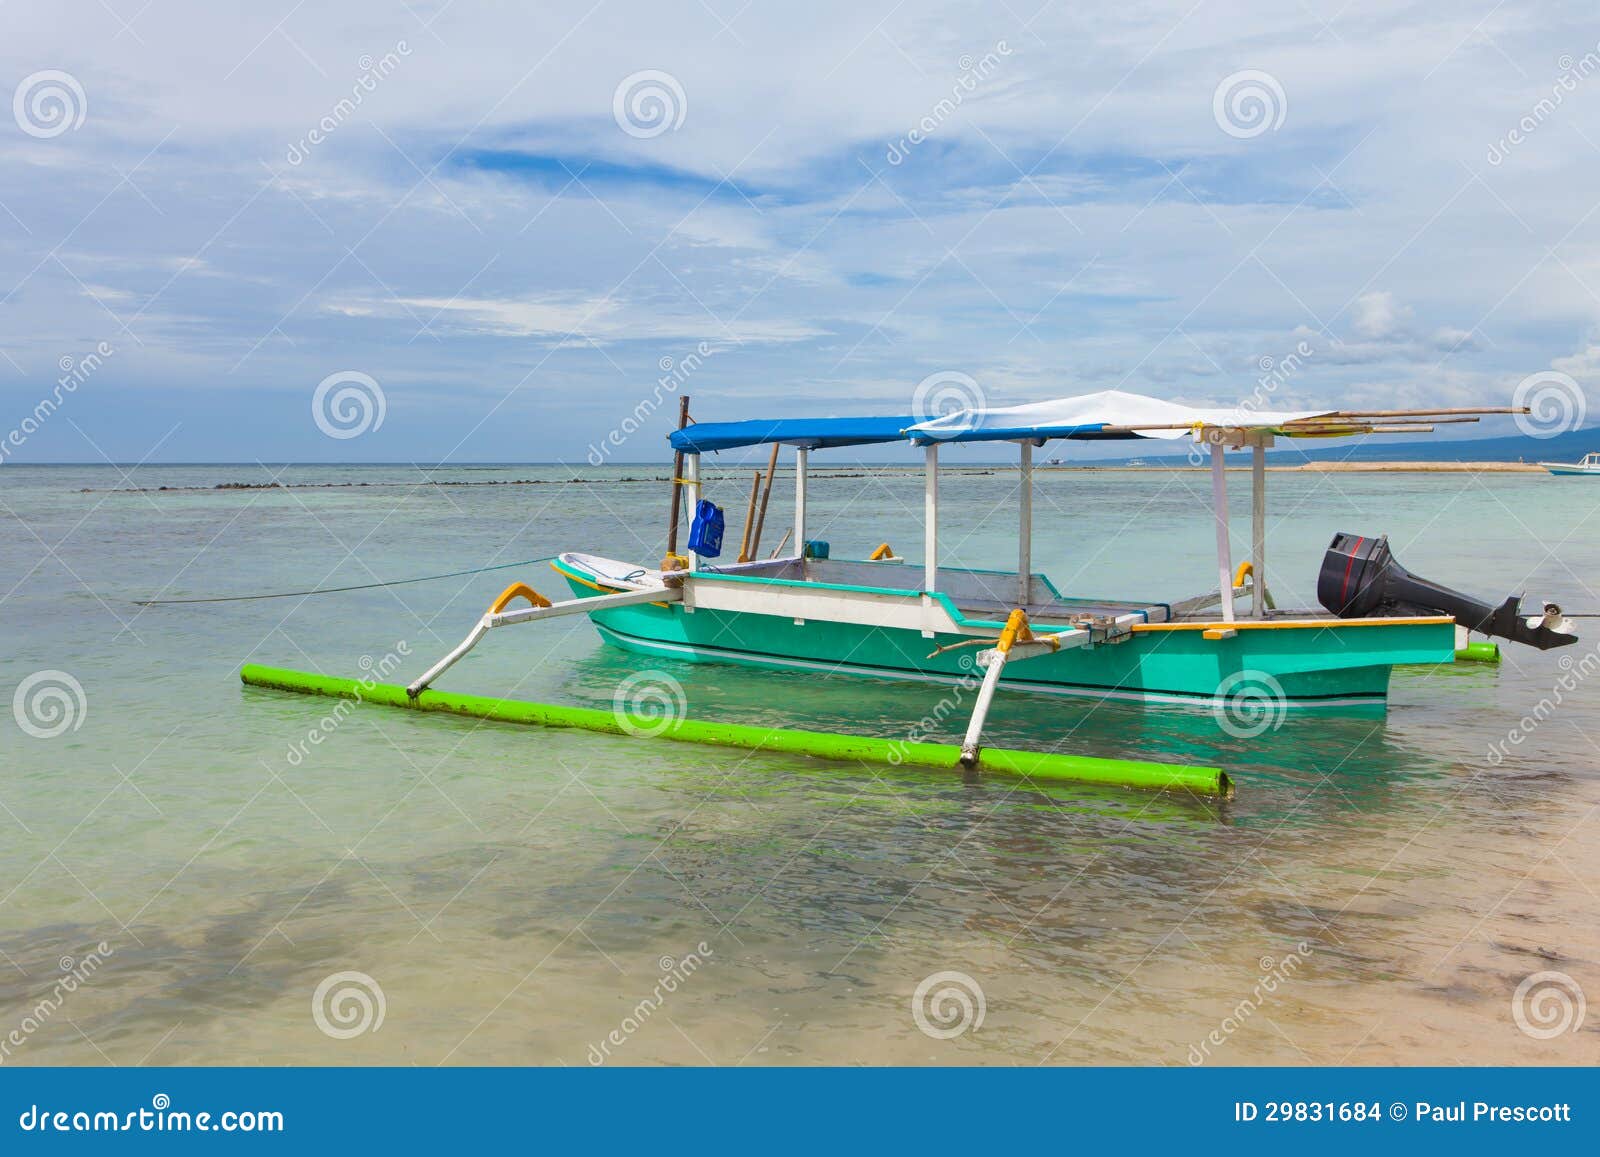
[66,460,1559,493]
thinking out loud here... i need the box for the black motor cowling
[1317,532,1578,651]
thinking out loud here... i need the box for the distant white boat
[1539,451,1600,475]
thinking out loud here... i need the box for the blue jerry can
[687,499,725,558]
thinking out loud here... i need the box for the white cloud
[1351,291,1413,340]
[1551,342,1600,381]
[328,293,827,346]
[3,1,1597,460]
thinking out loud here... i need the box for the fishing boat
[1538,451,1600,475]
[407,390,1577,765]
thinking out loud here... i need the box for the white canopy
[905,389,1333,444]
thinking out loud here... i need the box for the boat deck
[693,555,1172,624]
[559,552,1363,630]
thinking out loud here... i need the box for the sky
[1,0,1598,465]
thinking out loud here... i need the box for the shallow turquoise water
[1,462,1596,1065]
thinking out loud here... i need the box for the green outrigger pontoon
[407,390,1577,765]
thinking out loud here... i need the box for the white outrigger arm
[959,609,1081,768]
[406,580,682,698]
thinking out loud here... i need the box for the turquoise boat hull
[553,558,1455,710]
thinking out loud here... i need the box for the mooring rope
[133,555,560,606]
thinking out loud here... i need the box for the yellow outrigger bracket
[995,607,1062,654]
[489,582,551,613]
[406,574,684,698]
[868,542,897,561]
[1229,560,1275,610]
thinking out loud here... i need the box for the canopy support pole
[924,444,939,593]
[1210,440,1234,623]
[1018,440,1033,606]
[665,395,690,565]
[685,453,701,572]
[1251,438,1266,619]
[794,447,808,558]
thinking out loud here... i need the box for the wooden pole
[738,470,760,562]
[1096,408,1521,435]
[748,442,779,560]
[924,444,939,594]
[665,395,691,565]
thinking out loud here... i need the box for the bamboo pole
[738,470,761,562]
[748,442,779,560]
[664,395,691,565]
[1096,407,1522,435]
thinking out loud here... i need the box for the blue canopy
[667,391,1340,453]
[669,415,916,453]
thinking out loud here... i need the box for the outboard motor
[1318,532,1578,651]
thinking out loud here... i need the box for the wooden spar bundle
[738,471,761,562]
[1096,405,1527,436]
